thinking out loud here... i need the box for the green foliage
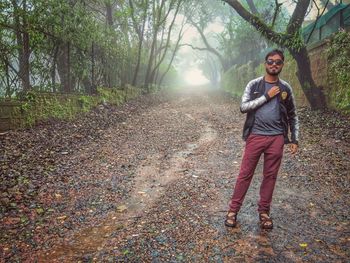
[97,87,125,105]
[78,95,98,113]
[1,0,185,98]
[282,32,305,52]
[19,92,81,126]
[327,31,350,112]
[7,86,141,128]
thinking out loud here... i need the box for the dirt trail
[1,87,349,262]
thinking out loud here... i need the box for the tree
[222,0,326,109]
[198,53,221,86]
[320,0,339,11]
[143,0,184,90]
[181,0,233,72]
[0,0,186,97]
[9,0,31,92]
[129,0,149,86]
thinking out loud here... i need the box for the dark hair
[265,49,284,62]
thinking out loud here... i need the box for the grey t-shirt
[251,82,284,136]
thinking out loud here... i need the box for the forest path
[1,87,349,262]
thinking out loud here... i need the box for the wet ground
[1,87,349,262]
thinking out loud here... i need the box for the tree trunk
[150,0,182,85]
[129,0,148,87]
[21,30,30,92]
[144,22,158,91]
[105,1,117,88]
[245,0,258,14]
[90,42,97,94]
[57,42,71,93]
[159,12,186,86]
[289,46,326,109]
[51,45,59,93]
[106,1,114,26]
[12,0,31,92]
[133,35,144,86]
[5,63,11,97]
[144,0,168,91]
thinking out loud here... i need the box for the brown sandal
[259,212,273,229]
[225,211,237,227]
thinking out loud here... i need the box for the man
[225,49,299,229]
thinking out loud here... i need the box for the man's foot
[225,211,237,227]
[259,212,273,229]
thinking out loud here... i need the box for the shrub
[327,31,350,113]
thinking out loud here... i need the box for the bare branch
[271,0,283,29]
[187,16,227,69]
[179,43,212,52]
[305,0,329,43]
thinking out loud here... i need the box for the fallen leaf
[56,215,67,220]
[117,205,127,213]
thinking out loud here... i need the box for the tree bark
[289,46,326,109]
[51,45,59,93]
[129,0,148,86]
[149,0,182,85]
[106,1,114,26]
[57,42,71,93]
[245,0,258,14]
[286,0,311,34]
[90,42,96,94]
[105,0,117,88]
[12,0,31,92]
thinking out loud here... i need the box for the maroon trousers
[229,134,284,213]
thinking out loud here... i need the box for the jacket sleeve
[285,84,299,144]
[240,79,268,113]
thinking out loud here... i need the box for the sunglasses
[265,59,284,66]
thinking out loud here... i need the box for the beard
[266,67,282,76]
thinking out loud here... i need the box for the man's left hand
[289,143,298,155]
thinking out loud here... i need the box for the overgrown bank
[0,86,141,132]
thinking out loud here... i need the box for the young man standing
[225,49,299,229]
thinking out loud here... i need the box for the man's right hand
[267,86,280,99]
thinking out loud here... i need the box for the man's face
[265,54,284,76]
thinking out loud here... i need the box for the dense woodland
[1,0,191,96]
[0,0,349,109]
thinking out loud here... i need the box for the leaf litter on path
[1,88,349,262]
